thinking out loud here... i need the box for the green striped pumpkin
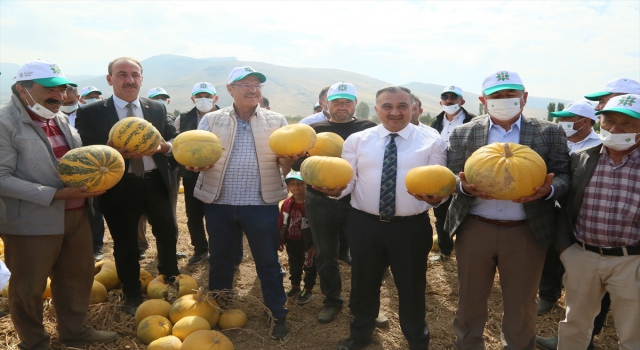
[109,117,162,154]
[58,145,125,192]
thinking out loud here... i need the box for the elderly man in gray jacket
[0,59,116,350]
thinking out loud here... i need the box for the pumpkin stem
[99,166,109,173]
[503,143,514,158]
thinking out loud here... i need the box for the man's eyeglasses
[231,83,264,90]
[440,93,460,101]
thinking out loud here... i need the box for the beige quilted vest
[193,106,288,204]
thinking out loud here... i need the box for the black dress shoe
[138,250,146,261]
[121,297,142,316]
[94,250,104,262]
[337,337,371,350]
[176,251,187,259]
[0,311,9,318]
[339,250,352,265]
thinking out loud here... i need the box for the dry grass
[0,194,619,349]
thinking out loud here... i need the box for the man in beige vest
[190,66,299,340]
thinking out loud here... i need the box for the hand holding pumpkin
[311,185,347,197]
[459,172,494,200]
[277,151,307,166]
[409,186,455,205]
[512,173,555,203]
[106,139,145,159]
[184,164,215,172]
[54,186,105,199]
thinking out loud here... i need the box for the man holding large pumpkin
[446,70,571,349]
[317,85,448,350]
[0,59,117,349]
[189,66,298,339]
[75,57,181,315]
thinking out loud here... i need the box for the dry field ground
[0,193,619,349]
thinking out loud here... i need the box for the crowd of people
[0,56,638,350]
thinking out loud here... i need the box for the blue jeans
[204,204,288,319]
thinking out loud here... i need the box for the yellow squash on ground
[58,145,125,192]
[137,315,173,345]
[140,269,154,291]
[464,142,546,200]
[135,299,173,325]
[169,289,220,328]
[217,309,247,330]
[147,335,182,350]
[147,275,169,300]
[89,280,108,304]
[307,132,344,157]
[172,315,211,341]
[109,117,162,154]
[94,260,119,290]
[300,156,353,189]
[181,330,234,350]
[176,274,199,298]
[405,165,456,197]
[268,124,317,156]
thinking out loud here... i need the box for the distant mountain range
[1,55,570,118]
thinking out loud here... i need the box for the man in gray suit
[446,70,571,349]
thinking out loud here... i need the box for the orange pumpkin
[307,132,344,157]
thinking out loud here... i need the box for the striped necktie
[379,133,398,220]
[126,103,145,177]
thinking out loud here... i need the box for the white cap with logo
[227,66,266,84]
[15,59,77,87]
[595,94,640,120]
[147,87,170,99]
[550,100,597,121]
[327,82,357,101]
[442,85,464,98]
[481,70,524,95]
[192,82,216,96]
[584,78,640,101]
[80,85,102,97]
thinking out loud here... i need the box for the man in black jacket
[429,85,476,261]
[75,57,180,315]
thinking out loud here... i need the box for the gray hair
[66,85,78,95]
[376,86,412,104]
[11,81,34,96]
[319,86,330,100]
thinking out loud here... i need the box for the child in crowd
[278,171,317,304]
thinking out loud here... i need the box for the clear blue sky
[1,0,638,101]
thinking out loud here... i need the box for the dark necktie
[379,133,398,220]
[126,103,145,177]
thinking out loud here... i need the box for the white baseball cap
[313,102,320,108]
[227,66,266,84]
[584,78,640,101]
[192,82,216,96]
[147,87,170,99]
[327,82,357,101]
[481,70,524,95]
[285,170,303,182]
[550,100,597,121]
[442,85,464,98]
[595,94,640,120]
[15,59,76,87]
[80,85,102,97]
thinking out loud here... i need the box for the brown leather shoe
[60,328,118,346]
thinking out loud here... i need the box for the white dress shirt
[298,111,329,125]
[112,95,158,172]
[567,129,602,154]
[339,123,448,216]
[440,109,466,144]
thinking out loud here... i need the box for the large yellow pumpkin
[147,275,169,300]
[94,260,119,290]
[172,315,211,341]
[58,145,125,192]
[147,335,182,350]
[268,124,317,156]
[405,165,456,197]
[89,280,108,304]
[176,274,199,298]
[464,142,546,200]
[182,330,234,350]
[173,130,223,168]
[109,117,162,154]
[140,269,154,291]
[137,315,173,345]
[300,156,353,189]
[135,299,173,325]
[307,132,344,157]
[217,309,247,330]
[169,289,220,328]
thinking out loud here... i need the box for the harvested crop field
[0,193,619,349]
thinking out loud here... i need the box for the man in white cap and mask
[0,59,117,348]
[146,87,171,110]
[446,70,571,349]
[60,85,80,126]
[584,78,640,111]
[78,85,103,106]
[551,101,601,155]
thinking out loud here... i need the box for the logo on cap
[449,86,456,90]
[50,64,61,75]
[496,72,510,82]
[200,83,207,89]
[19,73,23,77]
[244,67,254,72]
[618,95,636,106]
[337,84,348,92]
[156,88,163,91]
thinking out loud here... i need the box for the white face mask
[559,119,586,137]
[485,97,523,121]
[194,98,214,113]
[158,100,168,108]
[60,104,78,114]
[26,90,57,119]
[83,98,101,105]
[600,128,640,151]
[442,104,460,115]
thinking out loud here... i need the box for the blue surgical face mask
[83,98,100,105]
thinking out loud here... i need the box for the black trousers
[348,209,431,350]
[432,197,454,255]
[285,239,317,289]
[102,173,179,299]
[182,173,208,254]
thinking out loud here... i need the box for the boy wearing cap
[428,86,477,262]
[0,59,117,348]
[446,70,570,349]
[278,171,317,305]
[549,95,640,349]
[190,66,298,339]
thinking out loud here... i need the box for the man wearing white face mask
[147,87,171,111]
[547,94,640,350]
[446,70,571,349]
[78,85,103,106]
[61,85,79,127]
[551,101,601,155]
